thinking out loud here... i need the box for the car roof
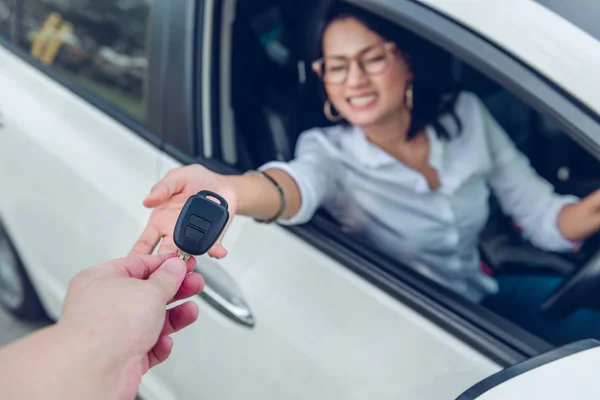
[414,0,600,118]
[533,0,600,43]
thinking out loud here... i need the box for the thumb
[143,172,184,208]
[143,184,169,207]
[148,258,187,303]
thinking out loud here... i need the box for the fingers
[148,335,174,369]
[129,219,162,256]
[207,214,234,259]
[207,243,228,259]
[169,272,204,304]
[131,207,181,255]
[157,234,178,255]
[148,258,188,303]
[111,253,177,279]
[185,256,197,273]
[161,301,200,337]
[149,297,201,369]
[143,170,185,208]
[109,252,194,280]
[206,187,236,259]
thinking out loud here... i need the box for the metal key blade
[177,249,192,262]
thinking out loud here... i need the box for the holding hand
[131,164,239,258]
[0,253,204,400]
[60,253,203,398]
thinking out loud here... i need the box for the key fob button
[189,215,211,231]
[184,226,205,242]
[173,190,230,256]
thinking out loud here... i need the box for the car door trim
[201,0,215,159]
[218,0,237,165]
[146,0,170,138]
[156,0,198,156]
[456,339,600,400]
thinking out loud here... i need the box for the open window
[214,0,600,354]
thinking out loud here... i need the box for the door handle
[0,111,4,128]
[195,260,255,328]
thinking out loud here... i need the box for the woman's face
[321,18,412,128]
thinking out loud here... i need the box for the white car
[1,0,600,399]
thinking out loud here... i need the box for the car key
[173,190,230,261]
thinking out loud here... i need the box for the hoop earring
[324,99,343,122]
[404,81,414,112]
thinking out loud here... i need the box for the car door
[154,165,501,399]
[146,1,503,399]
[0,0,162,321]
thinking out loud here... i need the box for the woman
[132,4,600,344]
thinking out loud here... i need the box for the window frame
[159,0,237,173]
[162,0,600,367]
[147,0,199,155]
[158,0,225,164]
[0,0,163,147]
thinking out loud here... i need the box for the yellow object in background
[41,22,72,65]
[30,12,62,60]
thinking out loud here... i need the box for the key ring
[196,190,229,210]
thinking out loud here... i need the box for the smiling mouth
[347,94,378,109]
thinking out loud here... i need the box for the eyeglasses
[312,41,396,85]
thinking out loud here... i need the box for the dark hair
[315,3,462,140]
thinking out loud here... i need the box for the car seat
[231,0,333,169]
[455,62,580,276]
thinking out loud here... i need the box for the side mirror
[457,339,600,399]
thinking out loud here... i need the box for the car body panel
[0,45,159,318]
[416,0,600,116]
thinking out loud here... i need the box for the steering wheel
[541,232,600,318]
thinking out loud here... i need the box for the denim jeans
[482,274,600,346]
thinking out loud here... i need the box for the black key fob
[173,190,230,256]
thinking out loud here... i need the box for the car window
[0,0,14,39]
[462,63,600,199]
[18,0,153,122]
[222,0,600,348]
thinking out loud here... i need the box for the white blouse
[260,92,579,302]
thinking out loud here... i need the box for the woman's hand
[558,189,600,243]
[131,164,238,258]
